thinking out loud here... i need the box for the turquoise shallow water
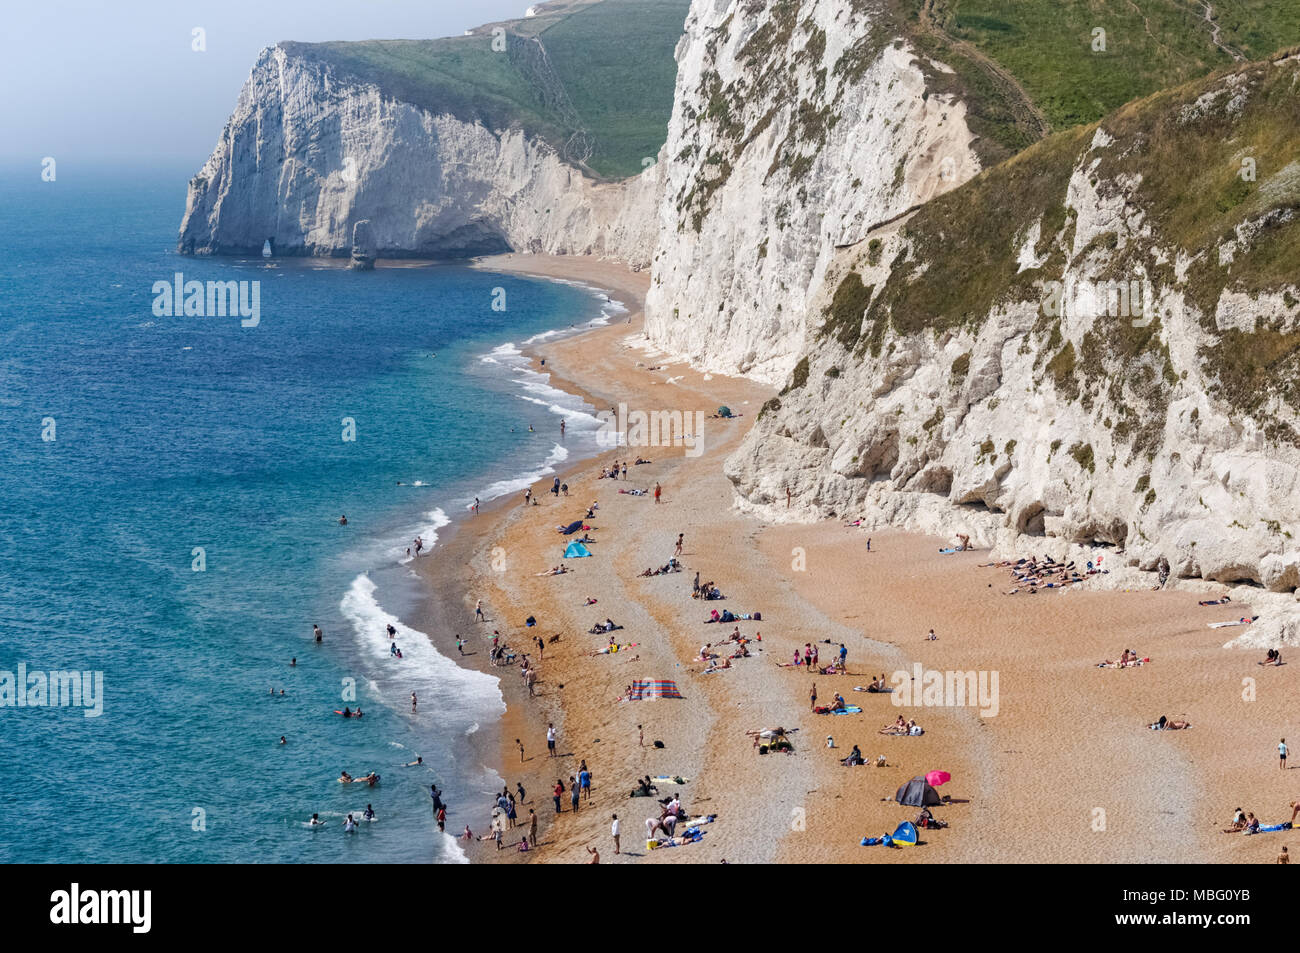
[0,162,619,862]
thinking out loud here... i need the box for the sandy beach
[413,253,1300,864]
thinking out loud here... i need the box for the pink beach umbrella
[925,770,951,787]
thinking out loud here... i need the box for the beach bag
[653,740,665,749]
[753,611,761,621]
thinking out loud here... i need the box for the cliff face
[178,46,659,263]
[642,0,980,385]
[724,55,1300,634]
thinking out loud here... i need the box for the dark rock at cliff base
[349,220,375,271]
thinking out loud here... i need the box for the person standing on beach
[611,814,620,854]
[536,635,545,659]
[472,497,480,515]
[517,738,525,763]
[1281,738,1289,769]
[654,483,661,504]
[547,723,556,757]
[839,643,848,669]
[529,808,539,848]
[579,761,591,801]
[570,776,580,813]
[866,537,871,552]
[475,600,484,622]
[810,682,817,711]
[517,781,526,804]
[675,533,684,556]
[638,724,644,748]
[553,779,564,813]
[785,485,791,508]
[457,636,464,655]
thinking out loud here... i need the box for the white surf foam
[474,443,572,503]
[392,507,450,565]
[338,573,504,718]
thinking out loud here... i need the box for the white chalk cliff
[642,0,980,385]
[725,56,1300,643]
[178,45,659,264]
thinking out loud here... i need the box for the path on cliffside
[1196,2,1245,61]
[917,0,1053,141]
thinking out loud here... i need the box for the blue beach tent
[564,541,591,558]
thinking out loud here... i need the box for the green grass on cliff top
[282,0,688,180]
[914,0,1300,134]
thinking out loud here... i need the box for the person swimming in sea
[338,515,348,526]
[343,814,358,832]
[364,804,375,821]
[402,757,423,767]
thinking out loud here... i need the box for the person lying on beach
[1199,596,1232,606]
[1148,715,1191,730]
[591,641,638,656]
[1098,649,1147,668]
[535,565,570,576]
[589,619,622,634]
[1259,648,1283,666]
[702,656,732,673]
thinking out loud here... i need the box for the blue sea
[0,161,622,862]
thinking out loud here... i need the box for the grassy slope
[281,0,688,181]
[820,54,1300,441]
[540,0,689,177]
[909,0,1300,145]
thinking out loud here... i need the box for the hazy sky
[1,0,528,167]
